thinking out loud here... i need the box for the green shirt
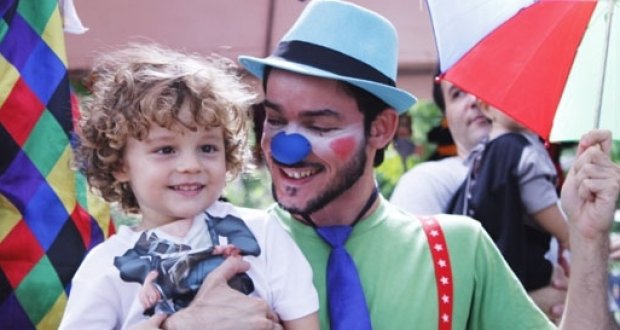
[271,198,554,329]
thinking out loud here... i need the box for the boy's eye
[156,146,175,154]
[201,145,217,153]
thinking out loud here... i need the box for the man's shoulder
[385,204,482,234]
[382,209,487,257]
[415,214,491,262]
[413,156,463,173]
[436,213,483,230]
[420,213,482,232]
[406,213,486,243]
[390,157,468,214]
[399,157,465,183]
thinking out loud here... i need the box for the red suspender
[420,216,453,330]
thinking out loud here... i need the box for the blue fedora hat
[238,0,416,113]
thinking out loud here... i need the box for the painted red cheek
[329,136,357,159]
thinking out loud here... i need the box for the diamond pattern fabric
[0,0,115,328]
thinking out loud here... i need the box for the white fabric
[59,0,88,34]
[59,201,318,330]
[390,156,467,214]
[426,0,534,71]
[550,1,620,141]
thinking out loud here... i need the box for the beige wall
[66,0,438,99]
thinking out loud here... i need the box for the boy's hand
[139,271,161,310]
[213,244,241,257]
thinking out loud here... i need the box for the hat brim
[239,55,416,113]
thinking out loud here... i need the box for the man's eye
[266,118,285,127]
[451,89,463,100]
[309,126,335,133]
[155,146,174,154]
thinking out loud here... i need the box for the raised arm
[559,129,620,330]
[532,204,570,250]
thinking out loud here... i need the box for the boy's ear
[112,166,129,182]
[479,106,493,121]
[477,101,492,118]
[368,108,399,149]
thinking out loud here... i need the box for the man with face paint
[262,106,369,218]
[160,1,620,329]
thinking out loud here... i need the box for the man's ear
[368,108,399,149]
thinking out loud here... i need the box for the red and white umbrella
[427,0,619,141]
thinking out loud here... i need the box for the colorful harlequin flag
[0,0,114,328]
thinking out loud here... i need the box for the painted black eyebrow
[302,108,341,119]
[262,99,282,113]
[262,100,341,119]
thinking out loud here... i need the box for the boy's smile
[115,122,227,229]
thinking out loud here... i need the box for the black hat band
[273,40,396,87]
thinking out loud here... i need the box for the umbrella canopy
[427,0,619,141]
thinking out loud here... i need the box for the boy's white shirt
[59,201,318,329]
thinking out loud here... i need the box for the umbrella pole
[594,0,616,129]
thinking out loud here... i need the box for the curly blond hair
[74,43,256,214]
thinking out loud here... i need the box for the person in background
[59,43,318,330]
[447,102,570,322]
[390,72,490,214]
[426,116,457,161]
[392,113,419,169]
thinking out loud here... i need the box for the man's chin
[275,197,307,215]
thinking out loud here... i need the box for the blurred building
[66,0,437,99]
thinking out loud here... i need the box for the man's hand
[163,255,282,330]
[561,129,620,241]
[129,313,168,330]
[558,129,620,330]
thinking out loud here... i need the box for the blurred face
[441,81,491,156]
[481,105,524,135]
[396,115,413,139]
[261,69,369,215]
[116,121,226,229]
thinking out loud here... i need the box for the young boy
[59,43,318,329]
[448,102,570,296]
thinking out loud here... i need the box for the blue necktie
[316,225,372,330]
